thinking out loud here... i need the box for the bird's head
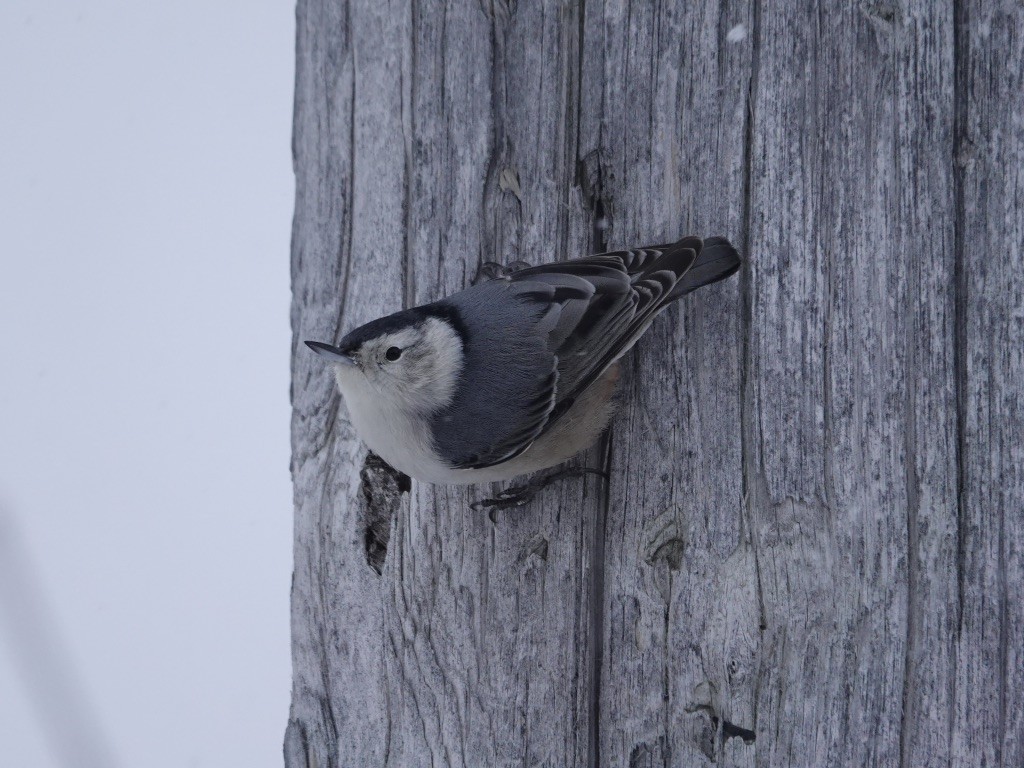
[305,308,464,415]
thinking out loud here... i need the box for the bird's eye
[385,346,402,362]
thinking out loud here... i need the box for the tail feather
[671,236,741,299]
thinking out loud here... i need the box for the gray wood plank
[577,1,753,765]
[287,1,1023,766]
[956,2,1024,765]
[287,2,411,765]
[895,3,960,766]
[384,5,602,765]
[288,1,603,765]
[747,1,935,765]
[745,1,959,766]
[587,0,962,765]
[892,3,962,765]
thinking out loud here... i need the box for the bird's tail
[670,236,741,299]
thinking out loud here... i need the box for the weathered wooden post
[286,1,1023,765]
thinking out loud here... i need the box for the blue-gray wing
[431,238,702,470]
[428,279,561,470]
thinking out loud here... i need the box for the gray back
[429,280,559,469]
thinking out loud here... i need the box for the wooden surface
[286,1,1023,765]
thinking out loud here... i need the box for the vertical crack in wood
[897,11,920,765]
[899,156,921,768]
[738,0,758,490]
[951,0,968,646]
[338,0,357,335]
[998,475,1010,767]
[482,6,511,268]
[949,3,971,761]
[314,458,341,767]
[587,433,612,768]
[573,0,587,193]
[576,0,609,254]
[660,581,672,766]
[575,4,611,764]
[740,0,767,635]
[400,0,417,309]
[738,3,767,758]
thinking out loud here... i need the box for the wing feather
[510,239,699,424]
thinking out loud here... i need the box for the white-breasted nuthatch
[306,236,740,485]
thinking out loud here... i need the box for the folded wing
[432,237,708,470]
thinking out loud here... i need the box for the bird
[305,235,741,485]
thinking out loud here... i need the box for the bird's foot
[474,259,533,284]
[471,467,609,519]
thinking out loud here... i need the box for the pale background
[0,2,294,766]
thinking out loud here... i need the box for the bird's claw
[471,467,609,519]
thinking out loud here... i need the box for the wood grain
[287,1,1024,765]
[579,1,752,765]
[956,2,1024,765]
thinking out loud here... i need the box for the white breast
[334,366,462,484]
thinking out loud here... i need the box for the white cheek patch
[418,317,463,409]
[355,317,464,413]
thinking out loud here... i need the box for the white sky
[0,2,295,766]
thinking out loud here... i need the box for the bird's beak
[304,340,357,367]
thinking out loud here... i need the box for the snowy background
[0,2,294,766]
